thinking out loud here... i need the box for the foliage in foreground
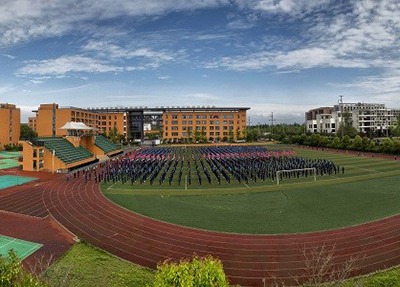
[153,255,230,287]
[0,250,45,287]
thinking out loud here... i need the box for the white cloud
[331,69,400,104]
[0,0,229,47]
[208,0,400,73]
[17,55,123,76]
[158,76,170,80]
[2,53,15,59]
[0,85,15,95]
[83,40,174,62]
[234,0,331,15]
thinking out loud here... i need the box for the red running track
[2,172,400,286]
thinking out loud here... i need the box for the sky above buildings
[0,0,399,124]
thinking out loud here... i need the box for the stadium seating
[39,137,94,164]
[94,135,121,154]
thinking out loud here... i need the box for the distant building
[28,116,37,132]
[0,103,20,150]
[30,103,249,143]
[162,107,249,142]
[306,102,400,135]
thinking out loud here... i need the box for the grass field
[44,242,400,287]
[45,242,154,287]
[103,145,400,234]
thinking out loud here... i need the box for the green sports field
[0,235,42,260]
[103,146,400,234]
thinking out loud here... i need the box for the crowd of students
[67,146,341,186]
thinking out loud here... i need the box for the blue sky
[1,0,399,124]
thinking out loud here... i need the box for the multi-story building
[162,107,249,142]
[28,116,37,132]
[97,111,127,140]
[33,103,99,137]
[305,107,336,134]
[0,103,20,150]
[306,102,400,135]
[32,104,249,143]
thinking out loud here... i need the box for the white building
[306,102,400,135]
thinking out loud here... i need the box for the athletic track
[1,168,400,286]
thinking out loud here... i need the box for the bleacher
[39,137,94,165]
[95,135,121,154]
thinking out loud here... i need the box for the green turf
[45,242,154,287]
[0,158,20,169]
[103,146,400,234]
[0,235,42,260]
[0,151,21,158]
[0,175,37,190]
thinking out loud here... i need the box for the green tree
[391,115,400,137]
[351,135,363,151]
[20,124,37,141]
[153,255,229,287]
[337,112,358,138]
[0,250,46,287]
[380,138,395,154]
[330,136,341,149]
[361,136,370,151]
[341,135,351,149]
[108,125,121,144]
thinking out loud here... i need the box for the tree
[341,135,351,149]
[351,135,363,151]
[391,115,400,137]
[20,124,37,141]
[337,112,358,138]
[330,136,341,149]
[380,138,395,154]
[108,125,121,144]
[152,255,229,287]
[0,250,46,287]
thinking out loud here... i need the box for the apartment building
[0,103,20,150]
[306,102,400,135]
[162,107,249,142]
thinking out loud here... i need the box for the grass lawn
[45,242,154,287]
[43,242,400,287]
[103,145,400,234]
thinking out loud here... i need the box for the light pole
[339,95,344,138]
[52,149,55,174]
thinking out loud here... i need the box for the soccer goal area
[276,168,317,185]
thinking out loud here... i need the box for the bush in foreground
[153,255,229,287]
[0,250,45,287]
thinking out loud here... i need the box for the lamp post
[52,149,55,174]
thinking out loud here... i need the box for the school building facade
[0,103,20,150]
[29,103,127,139]
[162,107,249,142]
[29,104,249,143]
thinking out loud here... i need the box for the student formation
[69,146,342,186]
